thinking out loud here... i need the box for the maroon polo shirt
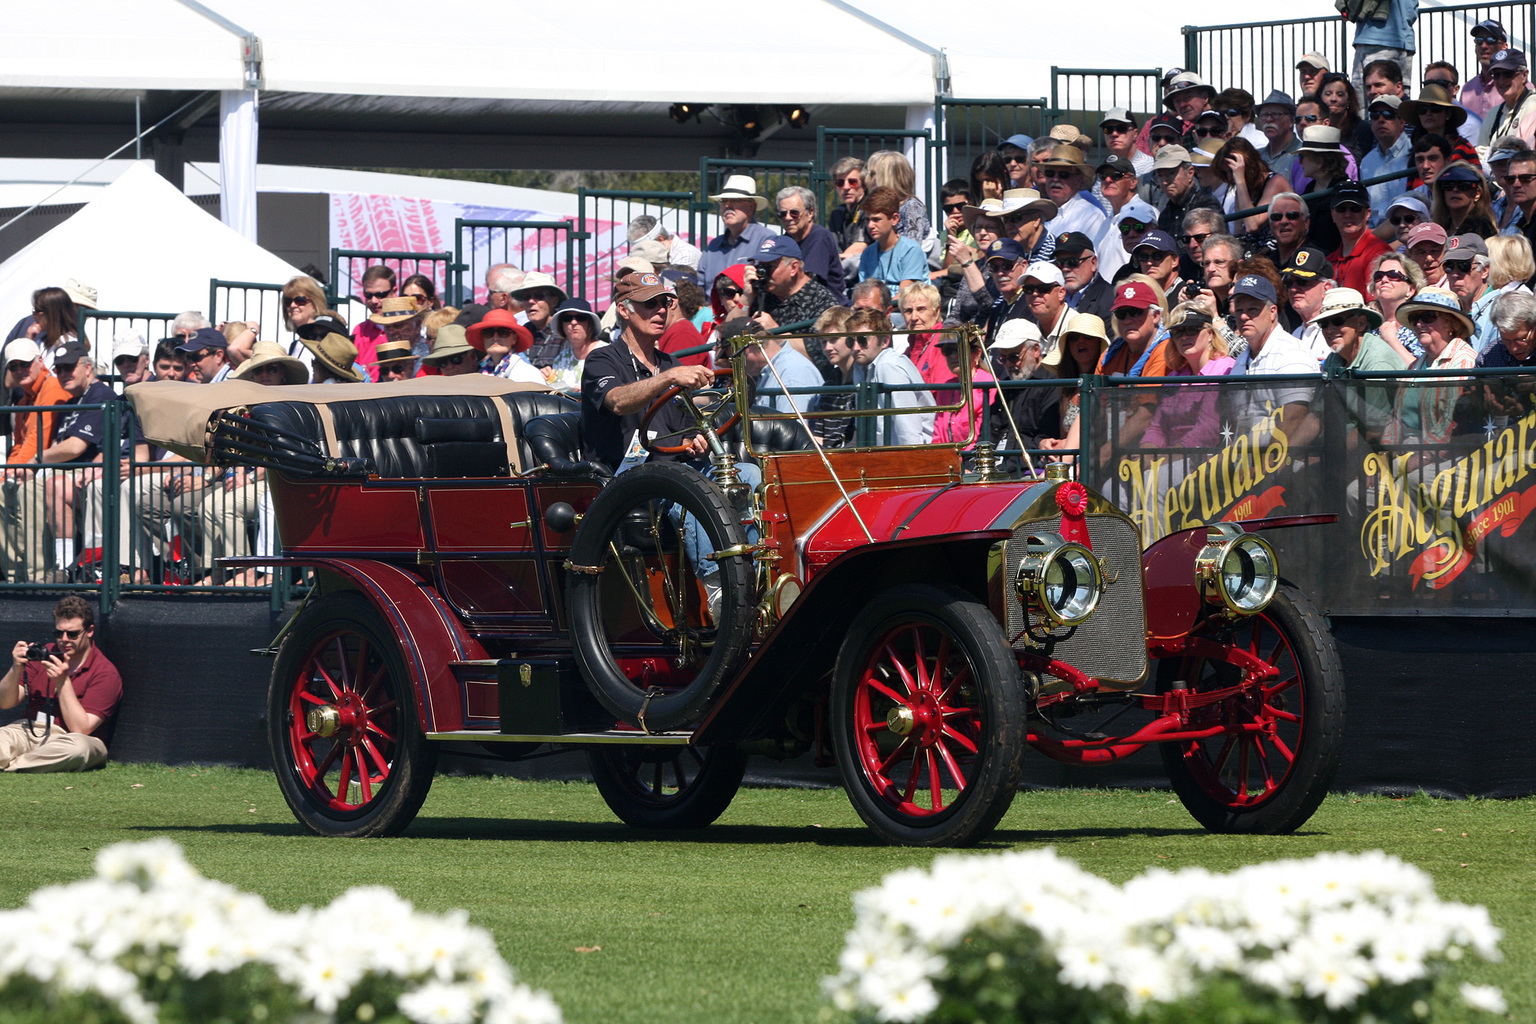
[23,646,123,734]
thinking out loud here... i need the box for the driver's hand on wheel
[682,434,709,455]
[665,364,716,391]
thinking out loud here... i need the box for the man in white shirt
[1228,275,1321,447]
[1033,145,1111,253]
[847,308,934,446]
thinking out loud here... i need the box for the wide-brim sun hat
[1396,287,1476,340]
[708,173,769,212]
[232,340,309,385]
[1306,287,1385,330]
[299,332,363,382]
[467,308,532,352]
[510,271,569,304]
[422,323,481,363]
[1042,313,1110,367]
[368,295,422,328]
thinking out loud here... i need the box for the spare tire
[566,462,756,731]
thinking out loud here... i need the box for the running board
[425,729,695,746]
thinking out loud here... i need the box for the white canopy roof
[12,0,1341,107]
[0,162,299,359]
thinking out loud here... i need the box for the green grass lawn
[2,765,1529,1024]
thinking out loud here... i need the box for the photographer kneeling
[1,595,122,772]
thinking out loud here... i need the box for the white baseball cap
[1022,262,1065,287]
[988,318,1043,350]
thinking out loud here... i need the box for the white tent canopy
[0,162,300,364]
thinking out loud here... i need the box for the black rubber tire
[587,743,748,828]
[1157,583,1345,834]
[566,462,755,731]
[830,583,1027,847]
[268,591,437,837]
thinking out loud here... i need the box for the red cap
[1111,280,1158,311]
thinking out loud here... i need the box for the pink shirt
[933,368,994,446]
[1460,74,1502,119]
[353,321,385,382]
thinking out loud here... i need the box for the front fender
[274,558,489,733]
[1142,514,1336,642]
[693,531,1009,744]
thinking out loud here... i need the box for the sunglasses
[1490,69,1524,81]
[1134,251,1170,263]
[1002,153,1029,164]
[852,336,880,347]
[633,295,677,311]
[1316,314,1354,330]
[282,295,312,308]
[1194,126,1226,138]
[53,628,83,639]
[524,290,561,303]
[1039,169,1079,180]
[1021,283,1058,295]
[986,260,1020,273]
[1002,212,1033,226]
[364,289,393,300]
[1298,113,1322,123]
[1503,172,1536,185]
[1442,259,1475,273]
[1373,269,1410,284]
[381,363,413,377]
[1112,306,1149,320]
[1441,180,1479,193]
[1423,77,1457,89]
[6,360,33,374]
[716,286,742,300]
[1368,109,1400,120]
[1150,133,1182,145]
[1332,203,1366,214]
[1118,220,1150,235]
[941,201,968,213]
[31,308,47,317]
[1389,214,1421,226]
[1055,257,1090,270]
[1269,210,1305,222]
[187,349,217,361]
[1097,169,1132,183]
[1102,122,1134,133]
[1180,232,1211,245]
[441,352,476,366]
[1408,311,1443,327]
[1169,325,1207,339]
[481,327,516,337]
[776,207,804,218]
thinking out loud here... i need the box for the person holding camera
[0,595,122,772]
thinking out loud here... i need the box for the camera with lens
[25,643,50,661]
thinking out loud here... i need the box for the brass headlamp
[1194,523,1278,615]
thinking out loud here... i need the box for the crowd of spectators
[5,8,1536,587]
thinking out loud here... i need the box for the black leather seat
[723,405,815,456]
[244,392,580,479]
[523,412,612,479]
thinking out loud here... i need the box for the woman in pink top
[1142,301,1235,449]
[931,334,993,446]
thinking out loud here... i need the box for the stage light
[669,103,702,124]
[785,106,810,128]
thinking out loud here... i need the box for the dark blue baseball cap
[1131,229,1178,255]
[1231,274,1278,306]
[983,238,1029,265]
[752,234,803,262]
[174,326,228,354]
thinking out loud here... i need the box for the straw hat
[422,323,481,364]
[1395,287,1475,340]
[1190,138,1226,168]
[707,173,769,212]
[1297,126,1344,154]
[233,340,309,385]
[368,295,422,327]
[510,271,569,304]
[1307,287,1384,329]
[1042,313,1110,368]
[63,278,98,309]
[372,339,417,370]
[300,331,363,383]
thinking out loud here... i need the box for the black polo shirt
[580,340,697,472]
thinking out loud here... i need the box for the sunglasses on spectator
[986,260,1019,273]
[852,336,880,347]
[6,360,32,374]
[1490,69,1524,81]
[187,349,217,361]
[53,628,83,639]
[1441,180,1480,194]
[1102,122,1134,133]
[1389,214,1421,226]
[1180,232,1211,245]
[1316,314,1358,330]
[1134,251,1170,264]
[1368,109,1399,120]
[282,295,312,308]
[1021,283,1058,295]
[1269,210,1305,222]
[1442,259,1475,274]
[717,285,741,300]
[1408,312,1444,327]
[1040,169,1081,181]
[776,207,804,219]
[941,201,968,213]
[1169,325,1207,339]
[1503,172,1536,185]
[1002,212,1033,226]
[1333,203,1366,214]
[381,363,413,377]
[633,295,677,311]
[482,326,516,337]
[1097,169,1132,183]
[1373,269,1410,284]
[1112,307,1149,320]
[1150,133,1182,145]
[1118,220,1150,235]
[364,289,393,300]
[1194,126,1225,138]
[1297,113,1322,123]
[1055,256,1090,270]
[524,290,560,303]
[441,352,476,366]
[1423,77,1456,89]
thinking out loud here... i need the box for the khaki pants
[200,478,267,570]
[1,475,52,582]
[0,720,108,772]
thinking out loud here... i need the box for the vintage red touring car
[130,325,1343,847]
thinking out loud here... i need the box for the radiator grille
[1003,513,1148,687]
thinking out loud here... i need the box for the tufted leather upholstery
[523,412,612,480]
[244,391,580,479]
[724,405,815,456]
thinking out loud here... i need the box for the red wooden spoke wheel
[831,584,1026,847]
[268,592,436,837]
[638,366,739,454]
[1157,583,1344,834]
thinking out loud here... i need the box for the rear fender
[693,531,1008,744]
[283,558,489,733]
[1142,514,1336,642]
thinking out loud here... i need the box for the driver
[581,273,715,473]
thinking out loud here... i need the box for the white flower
[1459,983,1507,1014]
[399,981,479,1024]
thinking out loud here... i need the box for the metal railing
[454,219,583,306]
[698,158,817,230]
[209,280,289,347]
[1051,67,1164,123]
[328,250,454,314]
[78,311,177,374]
[815,128,937,221]
[1182,2,1533,103]
[936,96,1053,183]
[576,190,697,304]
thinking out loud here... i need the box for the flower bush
[824,849,1505,1024]
[0,839,561,1024]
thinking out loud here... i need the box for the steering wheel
[639,366,740,454]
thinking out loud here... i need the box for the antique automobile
[128,325,1343,847]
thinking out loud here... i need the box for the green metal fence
[454,219,583,305]
[815,127,937,221]
[935,96,1053,184]
[77,310,178,376]
[576,190,697,303]
[1182,2,1532,104]
[328,250,455,314]
[698,158,818,238]
[209,281,288,347]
